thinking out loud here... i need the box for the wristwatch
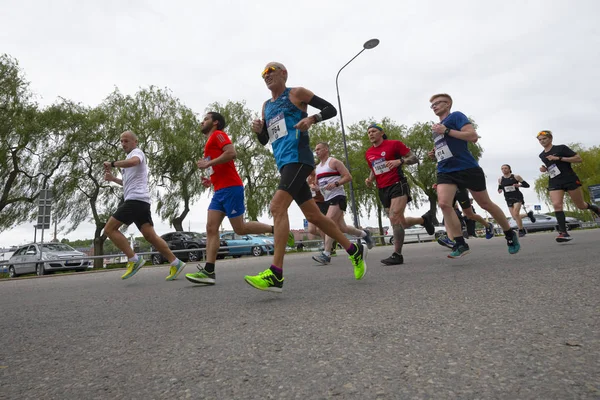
[335,181,340,187]
[444,127,451,135]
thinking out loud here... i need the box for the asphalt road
[1,230,599,400]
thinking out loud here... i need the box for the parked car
[7,243,91,278]
[388,225,446,245]
[508,213,582,232]
[151,231,228,265]
[220,232,274,257]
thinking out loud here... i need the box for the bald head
[120,130,138,153]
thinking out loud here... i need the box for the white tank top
[315,157,346,201]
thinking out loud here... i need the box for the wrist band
[111,161,116,167]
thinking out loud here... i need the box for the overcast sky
[1,0,599,249]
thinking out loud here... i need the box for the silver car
[389,225,446,244]
[7,243,91,278]
[508,213,582,233]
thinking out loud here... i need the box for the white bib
[204,157,214,176]
[434,134,453,162]
[504,185,516,193]
[372,158,390,175]
[547,164,561,178]
[267,112,288,143]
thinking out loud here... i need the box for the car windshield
[181,232,205,240]
[40,243,76,252]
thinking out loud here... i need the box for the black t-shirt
[539,144,579,184]
[500,174,523,200]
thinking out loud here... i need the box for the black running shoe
[381,252,404,265]
[421,211,435,235]
[527,211,536,223]
[556,232,573,243]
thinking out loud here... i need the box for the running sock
[128,255,139,262]
[170,258,181,266]
[555,211,567,232]
[270,265,283,280]
[346,243,357,255]
[359,230,367,238]
[323,251,331,257]
[503,230,515,238]
[204,262,215,273]
[271,225,275,233]
[454,236,466,246]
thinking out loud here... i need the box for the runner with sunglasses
[429,93,520,258]
[537,130,600,242]
[247,62,368,292]
[497,164,536,237]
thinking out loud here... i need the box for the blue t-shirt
[264,88,314,171]
[434,111,479,173]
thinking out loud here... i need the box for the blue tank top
[264,88,314,171]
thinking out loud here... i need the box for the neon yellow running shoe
[348,241,367,280]
[165,260,186,281]
[121,258,145,280]
[244,268,283,293]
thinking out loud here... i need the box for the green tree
[0,55,72,230]
[208,100,279,221]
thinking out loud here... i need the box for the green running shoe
[244,268,283,293]
[448,243,471,258]
[185,267,215,284]
[506,230,521,254]
[348,240,367,280]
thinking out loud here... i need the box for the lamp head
[363,39,380,50]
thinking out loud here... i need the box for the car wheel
[36,263,45,276]
[252,246,264,257]
[152,254,164,265]
[389,236,394,245]
[187,246,201,262]
[8,266,17,278]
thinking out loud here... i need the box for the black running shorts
[278,163,314,206]
[437,167,487,192]
[378,178,411,209]
[326,195,347,212]
[112,200,153,230]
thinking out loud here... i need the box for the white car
[7,243,91,278]
[389,225,446,245]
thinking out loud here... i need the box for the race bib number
[319,184,331,199]
[267,113,288,143]
[372,158,390,175]
[434,135,453,162]
[547,164,561,178]
[504,185,516,193]
[204,157,214,176]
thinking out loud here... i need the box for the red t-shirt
[204,130,243,191]
[365,139,411,189]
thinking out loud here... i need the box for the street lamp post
[335,38,380,229]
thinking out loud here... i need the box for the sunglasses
[537,131,552,138]
[430,100,448,109]
[261,66,279,78]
